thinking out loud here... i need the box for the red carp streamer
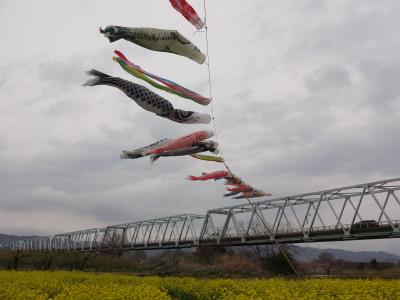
[226,184,253,193]
[169,0,205,30]
[187,169,271,199]
[145,130,213,155]
[224,176,243,185]
[186,170,230,181]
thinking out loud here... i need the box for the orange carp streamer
[186,170,230,181]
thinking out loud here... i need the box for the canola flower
[0,271,399,300]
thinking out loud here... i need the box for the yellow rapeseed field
[0,271,399,300]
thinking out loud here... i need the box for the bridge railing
[210,219,400,238]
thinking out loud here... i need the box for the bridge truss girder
[1,178,400,252]
[0,214,205,252]
[199,177,400,245]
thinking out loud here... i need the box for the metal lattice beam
[200,178,400,245]
[2,178,400,252]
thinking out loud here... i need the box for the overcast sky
[0,0,399,254]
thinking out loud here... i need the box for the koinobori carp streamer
[113,50,210,106]
[223,184,253,197]
[145,130,214,155]
[190,153,225,163]
[83,69,211,124]
[169,0,205,30]
[86,6,270,203]
[223,190,241,197]
[149,141,219,164]
[186,170,230,181]
[100,26,206,64]
[226,184,254,193]
[120,139,172,160]
[224,175,243,185]
[121,140,219,163]
[187,169,270,199]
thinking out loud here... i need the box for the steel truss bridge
[1,178,400,252]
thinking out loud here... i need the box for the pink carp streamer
[169,0,205,30]
[226,184,253,193]
[224,175,243,185]
[113,51,210,106]
[145,130,213,155]
[187,168,270,199]
[186,170,230,181]
[224,177,270,199]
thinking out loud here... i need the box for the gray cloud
[0,0,8,13]
[0,76,5,88]
[306,65,351,92]
[358,59,400,107]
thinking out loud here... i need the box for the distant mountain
[0,234,39,244]
[293,245,400,263]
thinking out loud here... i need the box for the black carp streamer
[83,69,211,124]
